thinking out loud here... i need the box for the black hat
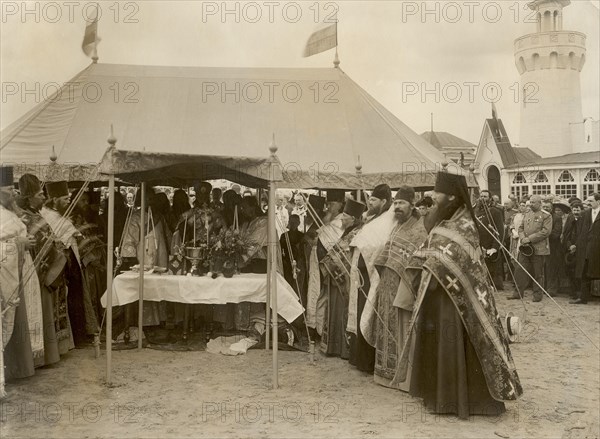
[344,198,367,219]
[371,184,391,202]
[394,185,416,204]
[18,174,42,197]
[326,189,345,203]
[565,251,576,267]
[46,181,69,198]
[0,166,14,187]
[434,171,474,218]
[519,243,534,257]
[308,194,326,214]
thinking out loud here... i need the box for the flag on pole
[82,5,101,58]
[303,22,337,58]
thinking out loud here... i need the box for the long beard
[424,200,461,233]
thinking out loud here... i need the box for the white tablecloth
[100,272,304,323]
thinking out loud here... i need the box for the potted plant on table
[211,229,246,278]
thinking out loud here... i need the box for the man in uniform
[510,195,552,302]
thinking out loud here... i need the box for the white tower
[514,0,586,157]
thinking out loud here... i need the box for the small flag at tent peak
[82,5,101,58]
[303,22,337,58]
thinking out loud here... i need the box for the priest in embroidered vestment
[391,172,522,419]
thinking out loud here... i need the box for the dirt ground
[1,286,599,439]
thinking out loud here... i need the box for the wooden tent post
[268,135,279,389]
[138,182,146,350]
[105,130,117,385]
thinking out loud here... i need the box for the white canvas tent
[1,62,478,188]
[1,61,478,388]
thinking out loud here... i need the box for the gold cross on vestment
[476,287,488,307]
[438,244,453,257]
[445,275,460,292]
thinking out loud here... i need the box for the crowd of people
[273,174,525,419]
[2,163,598,418]
[469,191,600,305]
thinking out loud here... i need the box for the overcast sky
[1,0,599,146]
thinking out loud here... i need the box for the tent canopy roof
[2,62,473,188]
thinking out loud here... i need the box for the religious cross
[445,275,460,292]
[476,287,488,307]
[333,270,345,283]
[507,381,515,397]
[438,243,453,257]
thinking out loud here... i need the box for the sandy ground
[1,285,599,439]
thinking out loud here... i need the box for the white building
[474,0,599,201]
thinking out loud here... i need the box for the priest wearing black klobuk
[390,171,522,419]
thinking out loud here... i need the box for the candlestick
[182,211,187,247]
[205,212,209,243]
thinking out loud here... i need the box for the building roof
[420,131,477,151]
[1,62,447,188]
[484,118,519,167]
[513,147,541,163]
[506,150,600,169]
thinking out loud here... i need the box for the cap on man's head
[326,189,346,203]
[434,171,468,198]
[19,174,42,197]
[394,185,415,204]
[308,194,326,214]
[0,165,14,188]
[371,184,391,202]
[46,181,69,198]
[343,198,367,219]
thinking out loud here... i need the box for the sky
[1,0,599,146]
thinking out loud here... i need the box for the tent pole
[268,137,279,389]
[106,174,115,385]
[265,235,271,351]
[138,182,146,350]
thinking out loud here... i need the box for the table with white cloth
[101,272,304,324]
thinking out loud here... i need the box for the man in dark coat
[546,200,572,296]
[565,202,584,297]
[570,193,600,304]
[474,190,505,290]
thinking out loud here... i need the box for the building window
[583,169,600,199]
[511,185,529,201]
[534,171,548,183]
[555,184,578,199]
[532,185,551,195]
[583,184,600,199]
[584,169,600,182]
[557,170,574,182]
[513,172,527,184]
